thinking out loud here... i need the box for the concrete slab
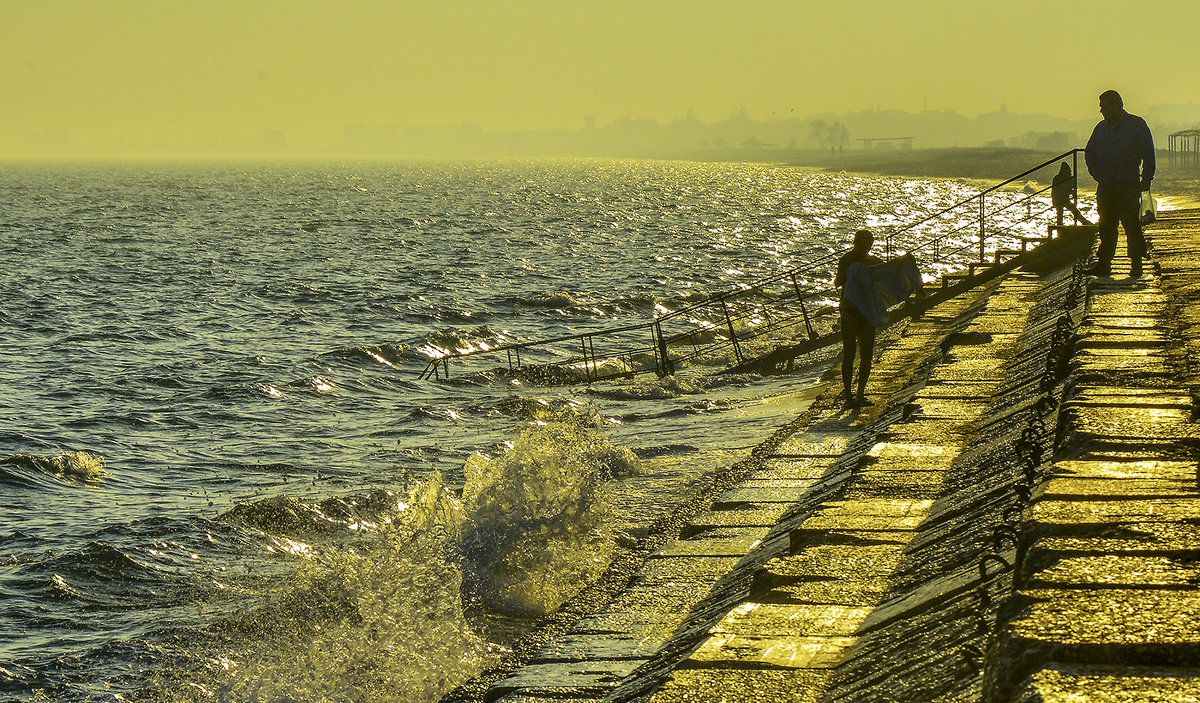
[605,583,722,614]
[1066,387,1193,407]
[774,431,860,457]
[538,631,672,662]
[1004,590,1200,656]
[757,544,906,581]
[738,478,822,490]
[880,418,973,444]
[902,398,992,420]
[927,367,1007,383]
[841,471,951,500]
[1050,459,1199,480]
[489,691,597,695]
[1086,291,1171,308]
[687,632,855,669]
[1076,330,1171,348]
[1078,315,1162,329]
[760,577,894,606]
[1068,444,1196,462]
[709,602,873,638]
[648,668,828,703]
[788,528,915,549]
[571,611,687,637]
[1028,520,1200,555]
[714,484,828,508]
[1064,412,1200,441]
[754,456,840,479]
[1032,497,1200,525]
[857,560,995,633]
[637,555,744,581]
[653,527,782,558]
[682,505,798,536]
[490,660,641,698]
[1073,352,1174,374]
[865,442,960,459]
[1013,663,1200,703]
[1026,554,1200,588]
[803,498,935,532]
[1042,460,1199,498]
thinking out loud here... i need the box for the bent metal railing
[419,149,1090,384]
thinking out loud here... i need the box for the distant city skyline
[8,102,1198,161]
[3,1,1198,159]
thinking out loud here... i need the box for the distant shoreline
[676,142,1200,206]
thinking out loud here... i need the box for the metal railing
[419,149,1088,384]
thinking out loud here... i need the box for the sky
[3,0,1197,158]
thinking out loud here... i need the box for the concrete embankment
[463,210,1200,703]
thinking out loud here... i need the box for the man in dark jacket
[1084,90,1155,277]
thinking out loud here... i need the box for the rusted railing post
[979,193,987,261]
[721,299,743,362]
[654,321,673,377]
[1072,150,1079,209]
[581,337,591,382]
[800,300,817,340]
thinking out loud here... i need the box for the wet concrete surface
[463,213,1200,703]
[987,210,1200,703]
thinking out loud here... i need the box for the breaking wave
[0,451,108,487]
[416,325,513,359]
[154,477,491,703]
[154,421,644,699]
[459,422,640,616]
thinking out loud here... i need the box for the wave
[415,324,513,359]
[325,343,413,368]
[469,395,608,427]
[632,443,701,458]
[507,291,581,308]
[0,452,108,487]
[155,477,492,702]
[40,541,165,585]
[585,371,763,401]
[220,487,437,536]
[459,422,640,617]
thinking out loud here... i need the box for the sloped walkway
[646,233,1087,702]
[483,263,1010,702]
[471,211,1200,703]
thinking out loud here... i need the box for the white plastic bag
[1140,190,1157,225]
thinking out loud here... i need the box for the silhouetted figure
[1052,162,1090,226]
[835,229,884,407]
[1085,90,1155,277]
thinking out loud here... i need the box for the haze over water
[4,2,1198,159]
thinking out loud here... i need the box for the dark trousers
[1095,181,1145,265]
[840,303,875,396]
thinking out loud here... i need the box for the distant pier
[449,210,1200,703]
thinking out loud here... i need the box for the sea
[0,158,1052,702]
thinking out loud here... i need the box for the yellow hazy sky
[3,0,1196,156]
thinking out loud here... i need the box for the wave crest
[417,325,512,359]
[460,422,639,616]
[158,476,488,702]
[0,451,108,486]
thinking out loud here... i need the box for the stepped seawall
[449,209,1200,703]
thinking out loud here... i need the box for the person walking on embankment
[1085,89,1155,278]
[836,229,883,407]
[834,229,922,408]
[1052,162,1090,226]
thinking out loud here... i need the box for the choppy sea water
[0,159,1049,701]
